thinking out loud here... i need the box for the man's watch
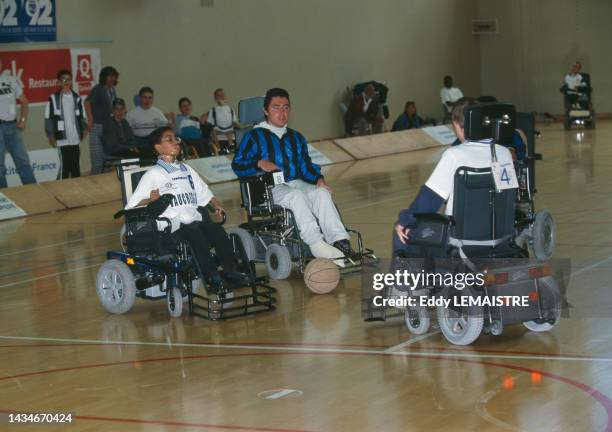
[20,117,26,122]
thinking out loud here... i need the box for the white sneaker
[310,240,346,268]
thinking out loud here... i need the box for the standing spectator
[344,83,380,136]
[127,87,171,148]
[175,97,211,157]
[207,88,239,154]
[392,101,424,131]
[440,75,464,121]
[85,66,119,175]
[0,58,36,188]
[44,69,87,179]
[102,98,142,159]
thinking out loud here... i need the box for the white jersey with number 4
[126,160,213,232]
[425,141,514,215]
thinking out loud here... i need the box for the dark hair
[148,126,175,148]
[264,88,290,110]
[214,88,223,97]
[451,96,478,128]
[57,69,71,80]
[98,66,119,85]
[404,101,416,112]
[139,86,154,97]
[178,97,191,107]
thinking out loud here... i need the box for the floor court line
[0,231,117,258]
[384,330,440,352]
[0,263,102,289]
[1,335,612,364]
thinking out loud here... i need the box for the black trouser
[176,215,235,279]
[59,145,80,179]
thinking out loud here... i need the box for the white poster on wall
[0,192,27,220]
[4,148,60,187]
[186,155,237,183]
[422,125,457,146]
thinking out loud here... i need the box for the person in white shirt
[440,75,464,119]
[0,58,36,188]
[126,87,172,146]
[44,69,88,179]
[207,88,239,155]
[562,63,587,109]
[394,98,513,253]
[126,126,248,292]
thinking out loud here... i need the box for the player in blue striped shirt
[232,88,355,262]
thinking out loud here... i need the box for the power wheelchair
[96,160,276,320]
[561,77,595,130]
[364,103,561,345]
[230,171,377,279]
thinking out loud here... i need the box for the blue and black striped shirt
[232,127,322,183]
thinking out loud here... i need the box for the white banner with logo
[422,125,457,146]
[0,192,27,220]
[4,148,60,187]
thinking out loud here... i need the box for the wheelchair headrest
[464,103,516,144]
[238,96,265,124]
[146,194,174,219]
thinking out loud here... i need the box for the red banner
[0,48,101,105]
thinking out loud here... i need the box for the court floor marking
[1,335,612,364]
[0,263,101,289]
[0,231,118,258]
[384,330,440,352]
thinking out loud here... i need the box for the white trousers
[272,180,349,246]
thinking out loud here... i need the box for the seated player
[126,126,247,291]
[207,88,240,155]
[394,98,514,255]
[232,87,356,263]
[560,62,588,109]
[392,101,424,131]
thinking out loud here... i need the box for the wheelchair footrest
[187,280,277,321]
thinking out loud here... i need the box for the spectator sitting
[175,97,211,157]
[103,98,144,159]
[561,63,588,109]
[207,88,240,155]
[344,83,380,136]
[440,75,464,120]
[44,69,87,179]
[392,101,424,131]
[126,86,172,148]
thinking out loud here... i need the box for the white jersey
[126,106,169,137]
[207,104,237,132]
[126,159,214,233]
[425,140,513,215]
[440,87,464,110]
[564,73,585,90]
[0,73,22,121]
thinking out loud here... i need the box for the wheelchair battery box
[409,214,449,248]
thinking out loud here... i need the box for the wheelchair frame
[363,103,560,345]
[236,172,377,277]
[96,161,277,320]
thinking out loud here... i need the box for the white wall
[4,0,480,173]
[477,0,612,113]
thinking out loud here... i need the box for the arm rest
[198,205,227,226]
[414,213,453,224]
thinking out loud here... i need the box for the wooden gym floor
[1,122,612,431]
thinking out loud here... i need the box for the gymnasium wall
[476,0,612,114]
[8,0,480,173]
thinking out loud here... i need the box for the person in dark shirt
[392,101,424,131]
[102,98,140,159]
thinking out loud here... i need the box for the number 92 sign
[0,0,56,43]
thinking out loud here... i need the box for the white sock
[310,240,346,267]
